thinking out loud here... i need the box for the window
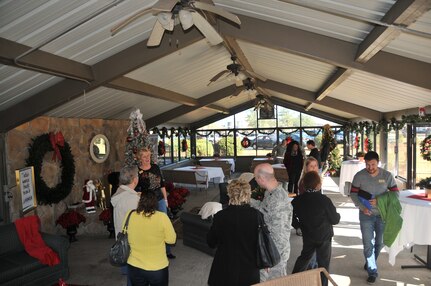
[387,130,397,175]
[398,126,408,179]
[416,126,431,181]
[277,107,300,127]
[235,108,257,128]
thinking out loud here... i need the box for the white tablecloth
[387,189,431,265]
[339,160,365,195]
[199,158,235,172]
[174,166,225,183]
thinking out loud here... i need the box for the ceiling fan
[233,77,273,111]
[111,0,241,47]
[207,55,267,86]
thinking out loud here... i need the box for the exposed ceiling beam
[0,37,94,81]
[356,0,431,63]
[0,26,204,132]
[258,79,382,121]
[315,68,352,101]
[218,15,431,90]
[146,85,237,128]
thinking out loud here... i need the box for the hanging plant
[420,135,431,162]
[181,139,188,152]
[158,140,166,156]
[26,132,75,205]
[241,137,251,148]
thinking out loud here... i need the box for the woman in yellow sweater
[126,190,176,285]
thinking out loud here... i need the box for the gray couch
[0,223,70,286]
[180,212,215,256]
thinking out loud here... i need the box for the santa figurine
[82,180,97,214]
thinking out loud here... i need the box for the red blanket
[14,215,60,266]
[407,193,431,202]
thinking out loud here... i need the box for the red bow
[49,131,65,161]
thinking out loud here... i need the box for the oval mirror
[89,134,110,163]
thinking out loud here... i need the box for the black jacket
[309,147,321,167]
[207,205,260,286]
[292,192,340,242]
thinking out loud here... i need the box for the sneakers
[167,253,176,259]
[296,228,302,236]
[367,276,376,284]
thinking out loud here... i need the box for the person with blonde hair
[207,179,261,286]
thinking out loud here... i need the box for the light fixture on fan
[111,0,241,47]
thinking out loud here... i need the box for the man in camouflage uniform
[251,163,293,282]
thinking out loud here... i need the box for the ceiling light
[179,10,193,30]
[157,12,173,30]
[237,72,247,81]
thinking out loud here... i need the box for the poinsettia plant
[99,208,112,225]
[166,182,190,210]
[56,210,86,229]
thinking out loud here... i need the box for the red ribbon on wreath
[158,141,166,156]
[181,139,188,152]
[49,131,64,161]
[353,135,360,151]
[364,138,370,153]
[241,137,251,148]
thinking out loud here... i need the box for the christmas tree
[124,109,151,167]
[328,146,342,176]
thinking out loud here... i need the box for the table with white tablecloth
[174,166,225,183]
[339,160,365,195]
[272,163,289,182]
[387,189,431,269]
[199,158,235,172]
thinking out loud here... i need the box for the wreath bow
[49,131,65,161]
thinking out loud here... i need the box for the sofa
[0,223,70,286]
[180,212,215,256]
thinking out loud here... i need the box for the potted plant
[56,209,86,242]
[99,208,115,238]
[416,177,431,198]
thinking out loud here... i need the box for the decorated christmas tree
[124,109,151,167]
[328,146,342,176]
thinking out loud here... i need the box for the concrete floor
[65,177,431,286]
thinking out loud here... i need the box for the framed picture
[15,166,37,214]
[259,106,275,119]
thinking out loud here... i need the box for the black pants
[292,238,332,286]
[287,171,300,194]
[128,264,169,286]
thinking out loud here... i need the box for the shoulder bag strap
[122,209,135,233]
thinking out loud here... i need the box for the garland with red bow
[181,139,188,152]
[158,141,166,156]
[353,135,360,151]
[26,132,75,205]
[241,137,251,148]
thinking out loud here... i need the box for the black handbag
[256,210,281,269]
[109,210,135,266]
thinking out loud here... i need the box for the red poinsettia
[167,187,190,209]
[56,210,86,229]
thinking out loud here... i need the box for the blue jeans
[359,212,385,277]
[128,264,168,286]
[158,199,172,255]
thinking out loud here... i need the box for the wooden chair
[252,268,338,286]
[172,170,208,191]
[274,168,289,182]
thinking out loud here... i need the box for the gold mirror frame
[89,134,110,163]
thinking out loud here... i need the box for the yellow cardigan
[125,210,176,270]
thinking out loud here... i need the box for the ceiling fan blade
[191,12,223,46]
[111,8,154,36]
[245,70,267,82]
[191,2,241,25]
[152,0,178,12]
[147,20,166,47]
[208,70,229,85]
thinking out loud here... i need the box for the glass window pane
[196,131,214,157]
[216,131,235,157]
[277,107,300,127]
[235,108,257,128]
[173,136,179,163]
[398,127,408,179]
[200,115,234,130]
[301,113,337,127]
[387,130,396,174]
[416,126,431,181]
[236,130,256,156]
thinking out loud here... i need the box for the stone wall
[6,116,129,235]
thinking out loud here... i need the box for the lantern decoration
[158,141,166,156]
[181,139,188,152]
[241,137,251,148]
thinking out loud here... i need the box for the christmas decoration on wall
[420,135,431,162]
[26,132,75,205]
[364,137,373,152]
[241,137,251,148]
[181,139,188,152]
[124,109,151,167]
[353,135,360,152]
[158,141,166,156]
[320,124,337,164]
[419,107,426,117]
[82,180,97,214]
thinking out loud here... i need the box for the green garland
[26,133,75,205]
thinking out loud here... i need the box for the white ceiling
[0,0,430,132]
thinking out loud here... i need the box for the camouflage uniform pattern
[251,183,293,281]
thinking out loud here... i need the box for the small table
[339,160,365,195]
[387,189,431,269]
[199,158,235,172]
[174,166,225,184]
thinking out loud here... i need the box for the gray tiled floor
[65,177,431,286]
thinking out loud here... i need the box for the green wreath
[420,134,431,162]
[26,133,75,205]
